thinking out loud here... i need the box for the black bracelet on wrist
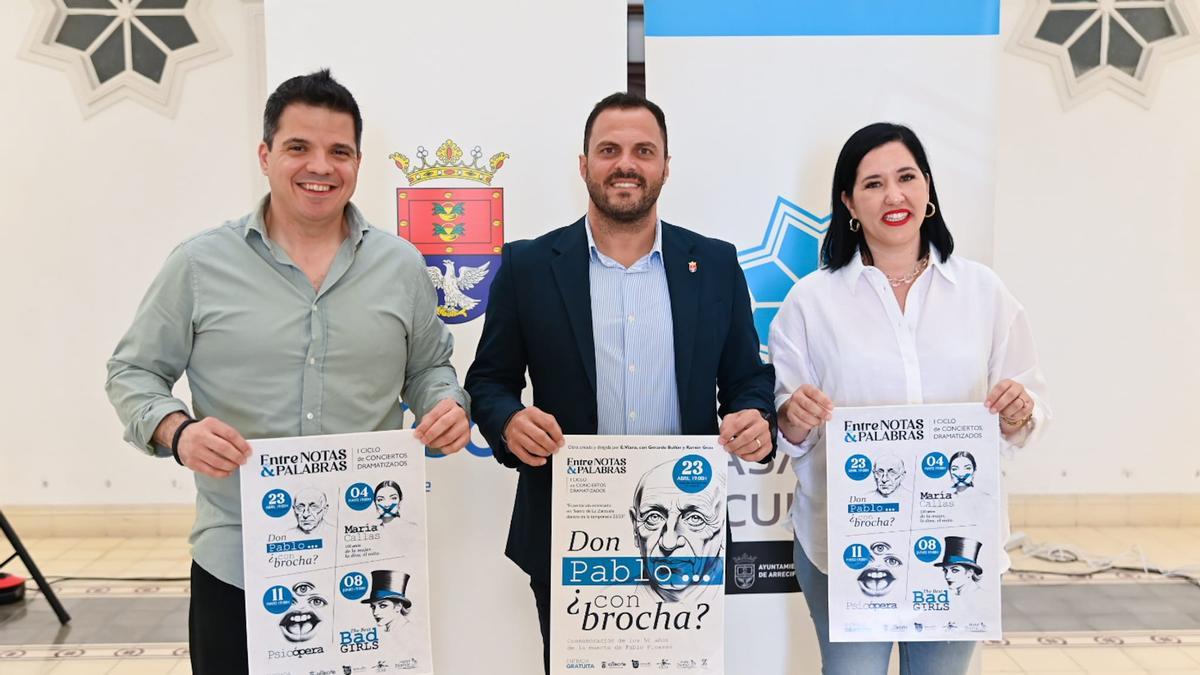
[171,418,198,467]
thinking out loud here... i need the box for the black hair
[583,92,668,156]
[263,69,362,151]
[949,451,977,471]
[821,122,954,270]
[374,480,403,501]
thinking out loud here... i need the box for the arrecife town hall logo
[389,139,509,324]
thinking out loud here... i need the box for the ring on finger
[755,438,762,449]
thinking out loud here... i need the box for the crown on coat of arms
[389,139,509,186]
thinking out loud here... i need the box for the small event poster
[240,430,433,674]
[551,436,727,674]
[826,403,1001,642]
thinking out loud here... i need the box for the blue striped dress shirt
[585,218,682,435]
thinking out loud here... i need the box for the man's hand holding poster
[826,404,1002,642]
[240,430,433,674]
[551,437,727,673]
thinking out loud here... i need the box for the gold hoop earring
[849,218,861,233]
[925,202,937,218]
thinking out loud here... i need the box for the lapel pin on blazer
[688,260,698,273]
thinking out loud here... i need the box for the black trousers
[189,560,249,675]
[530,577,551,675]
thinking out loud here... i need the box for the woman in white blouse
[768,123,1048,675]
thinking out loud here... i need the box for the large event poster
[240,431,433,674]
[826,404,1001,642]
[551,437,727,673]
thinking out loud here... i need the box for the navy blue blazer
[465,218,776,582]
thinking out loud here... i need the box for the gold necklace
[884,255,930,287]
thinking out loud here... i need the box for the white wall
[0,0,265,504]
[994,1,1200,494]
[2,0,1198,507]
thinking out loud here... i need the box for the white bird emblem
[426,259,491,317]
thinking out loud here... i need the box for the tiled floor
[2,528,1200,673]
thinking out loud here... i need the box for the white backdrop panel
[266,1,625,673]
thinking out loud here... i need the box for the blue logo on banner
[914,536,942,563]
[561,557,725,586]
[266,539,322,554]
[262,489,291,518]
[673,454,713,493]
[345,483,374,511]
[737,197,829,360]
[263,585,294,614]
[848,503,899,514]
[843,544,872,570]
[845,454,872,480]
[922,452,949,478]
[339,572,369,600]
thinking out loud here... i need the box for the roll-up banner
[646,2,997,672]
[265,2,625,673]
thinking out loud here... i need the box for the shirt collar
[583,215,663,268]
[838,245,954,293]
[247,194,371,248]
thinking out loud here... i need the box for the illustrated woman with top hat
[363,569,413,633]
[767,122,1050,675]
[936,536,984,598]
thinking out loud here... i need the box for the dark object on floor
[0,572,25,604]
[0,508,69,623]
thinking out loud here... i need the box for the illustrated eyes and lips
[857,542,904,597]
[278,581,328,643]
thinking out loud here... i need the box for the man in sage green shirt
[105,70,469,675]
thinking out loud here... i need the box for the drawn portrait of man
[286,486,333,536]
[628,460,726,604]
[935,536,984,598]
[361,570,413,634]
[278,580,328,643]
[856,541,904,598]
[862,453,911,501]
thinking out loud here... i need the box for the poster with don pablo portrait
[240,430,433,674]
[551,436,727,673]
[826,404,1001,642]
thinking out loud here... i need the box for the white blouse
[768,252,1049,574]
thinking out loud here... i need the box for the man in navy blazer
[465,93,776,673]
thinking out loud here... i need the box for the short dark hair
[583,92,668,156]
[374,479,403,501]
[263,69,363,151]
[821,122,954,270]
[949,451,977,471]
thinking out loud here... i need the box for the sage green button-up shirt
[106,197,467,588]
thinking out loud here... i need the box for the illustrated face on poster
[856,541,904,598]
[373,480,403,525]
[629,459,726,603]
[289,486,331,535]
[360,569,413,634]
[948,452,976,493]
[870,454,906,498]
[934,536,984,597]
[279,580,329,643]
